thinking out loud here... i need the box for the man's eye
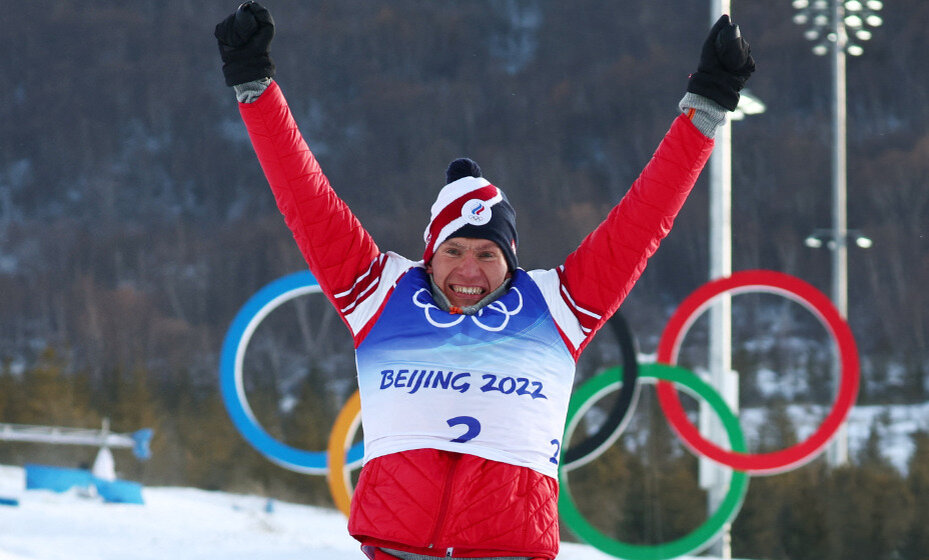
[479,252,497,259]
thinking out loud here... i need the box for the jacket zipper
[427,453,461,553]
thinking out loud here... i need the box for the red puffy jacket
[239,80,713,559]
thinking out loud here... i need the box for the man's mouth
[453,285,484,295]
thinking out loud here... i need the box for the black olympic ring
[562,312,640,470]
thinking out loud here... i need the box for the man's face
[426,237,511,309]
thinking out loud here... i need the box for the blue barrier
[95,478,144,504]
[25,463,95,493]
[23,463,144,504]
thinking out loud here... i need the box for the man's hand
[214,1,276,87]
[687,14,755,111]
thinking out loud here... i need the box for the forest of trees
[1,1,928,557]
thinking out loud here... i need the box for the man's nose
[456,254,482,277]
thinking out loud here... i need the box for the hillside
[0,0,925,399]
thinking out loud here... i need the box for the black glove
[214,1,276,87]
[687,14,755,111]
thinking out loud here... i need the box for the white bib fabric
[355,268,576,478]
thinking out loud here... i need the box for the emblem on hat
[462,199,492,226]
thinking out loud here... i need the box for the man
[215,4,754,559]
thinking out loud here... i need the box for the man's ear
[425,263,432,274]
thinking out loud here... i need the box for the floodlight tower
[793,0,881,466]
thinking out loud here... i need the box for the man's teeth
[454,286,483,295]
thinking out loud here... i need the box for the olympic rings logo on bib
[219,269,859,559]
[412,286,524,331]
[412,288,465,327]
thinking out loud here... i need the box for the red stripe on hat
[425,184,500,253]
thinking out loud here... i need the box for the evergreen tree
[21,348,97,428]
[902,431,929,558]
[822,423,913,560]
[0,365,24,464]
[731,472,783,558]
[858,410,894,469]
[563,441,636,543]
[755,399,799,452]
[621,391,704,545]
[283,366,337,452]
[105,366,161,481]
[778,465,830,560]
[732,398,806,559]
[0,363,15,421]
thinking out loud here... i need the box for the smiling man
[427,237,510,311]
[422,160,518,315]
[215,3,754,559]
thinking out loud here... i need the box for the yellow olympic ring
[326,389,362,517]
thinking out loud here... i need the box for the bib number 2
[447,416,481,443]
[446,417,560,466]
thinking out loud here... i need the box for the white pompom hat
[422,158,518,270]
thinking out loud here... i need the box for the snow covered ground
[0,464,758,560]
[6,399,921,560]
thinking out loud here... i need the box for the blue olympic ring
[219,271,365,474]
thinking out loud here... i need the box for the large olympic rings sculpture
[220,269,859,559]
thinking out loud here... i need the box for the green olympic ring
[559,363,749,560]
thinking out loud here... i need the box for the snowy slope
[7,395,925,560]
[3,464,722,560]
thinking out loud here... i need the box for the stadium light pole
[793,0,881,466]
[702,4,733,558]
[702,3,766,559]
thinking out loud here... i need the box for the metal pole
[827,0,850,466]
[704,0,734,557]
[0,421,153,460]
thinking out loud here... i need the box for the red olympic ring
[655,270,860,475]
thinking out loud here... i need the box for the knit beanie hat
[422,158,518,271]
